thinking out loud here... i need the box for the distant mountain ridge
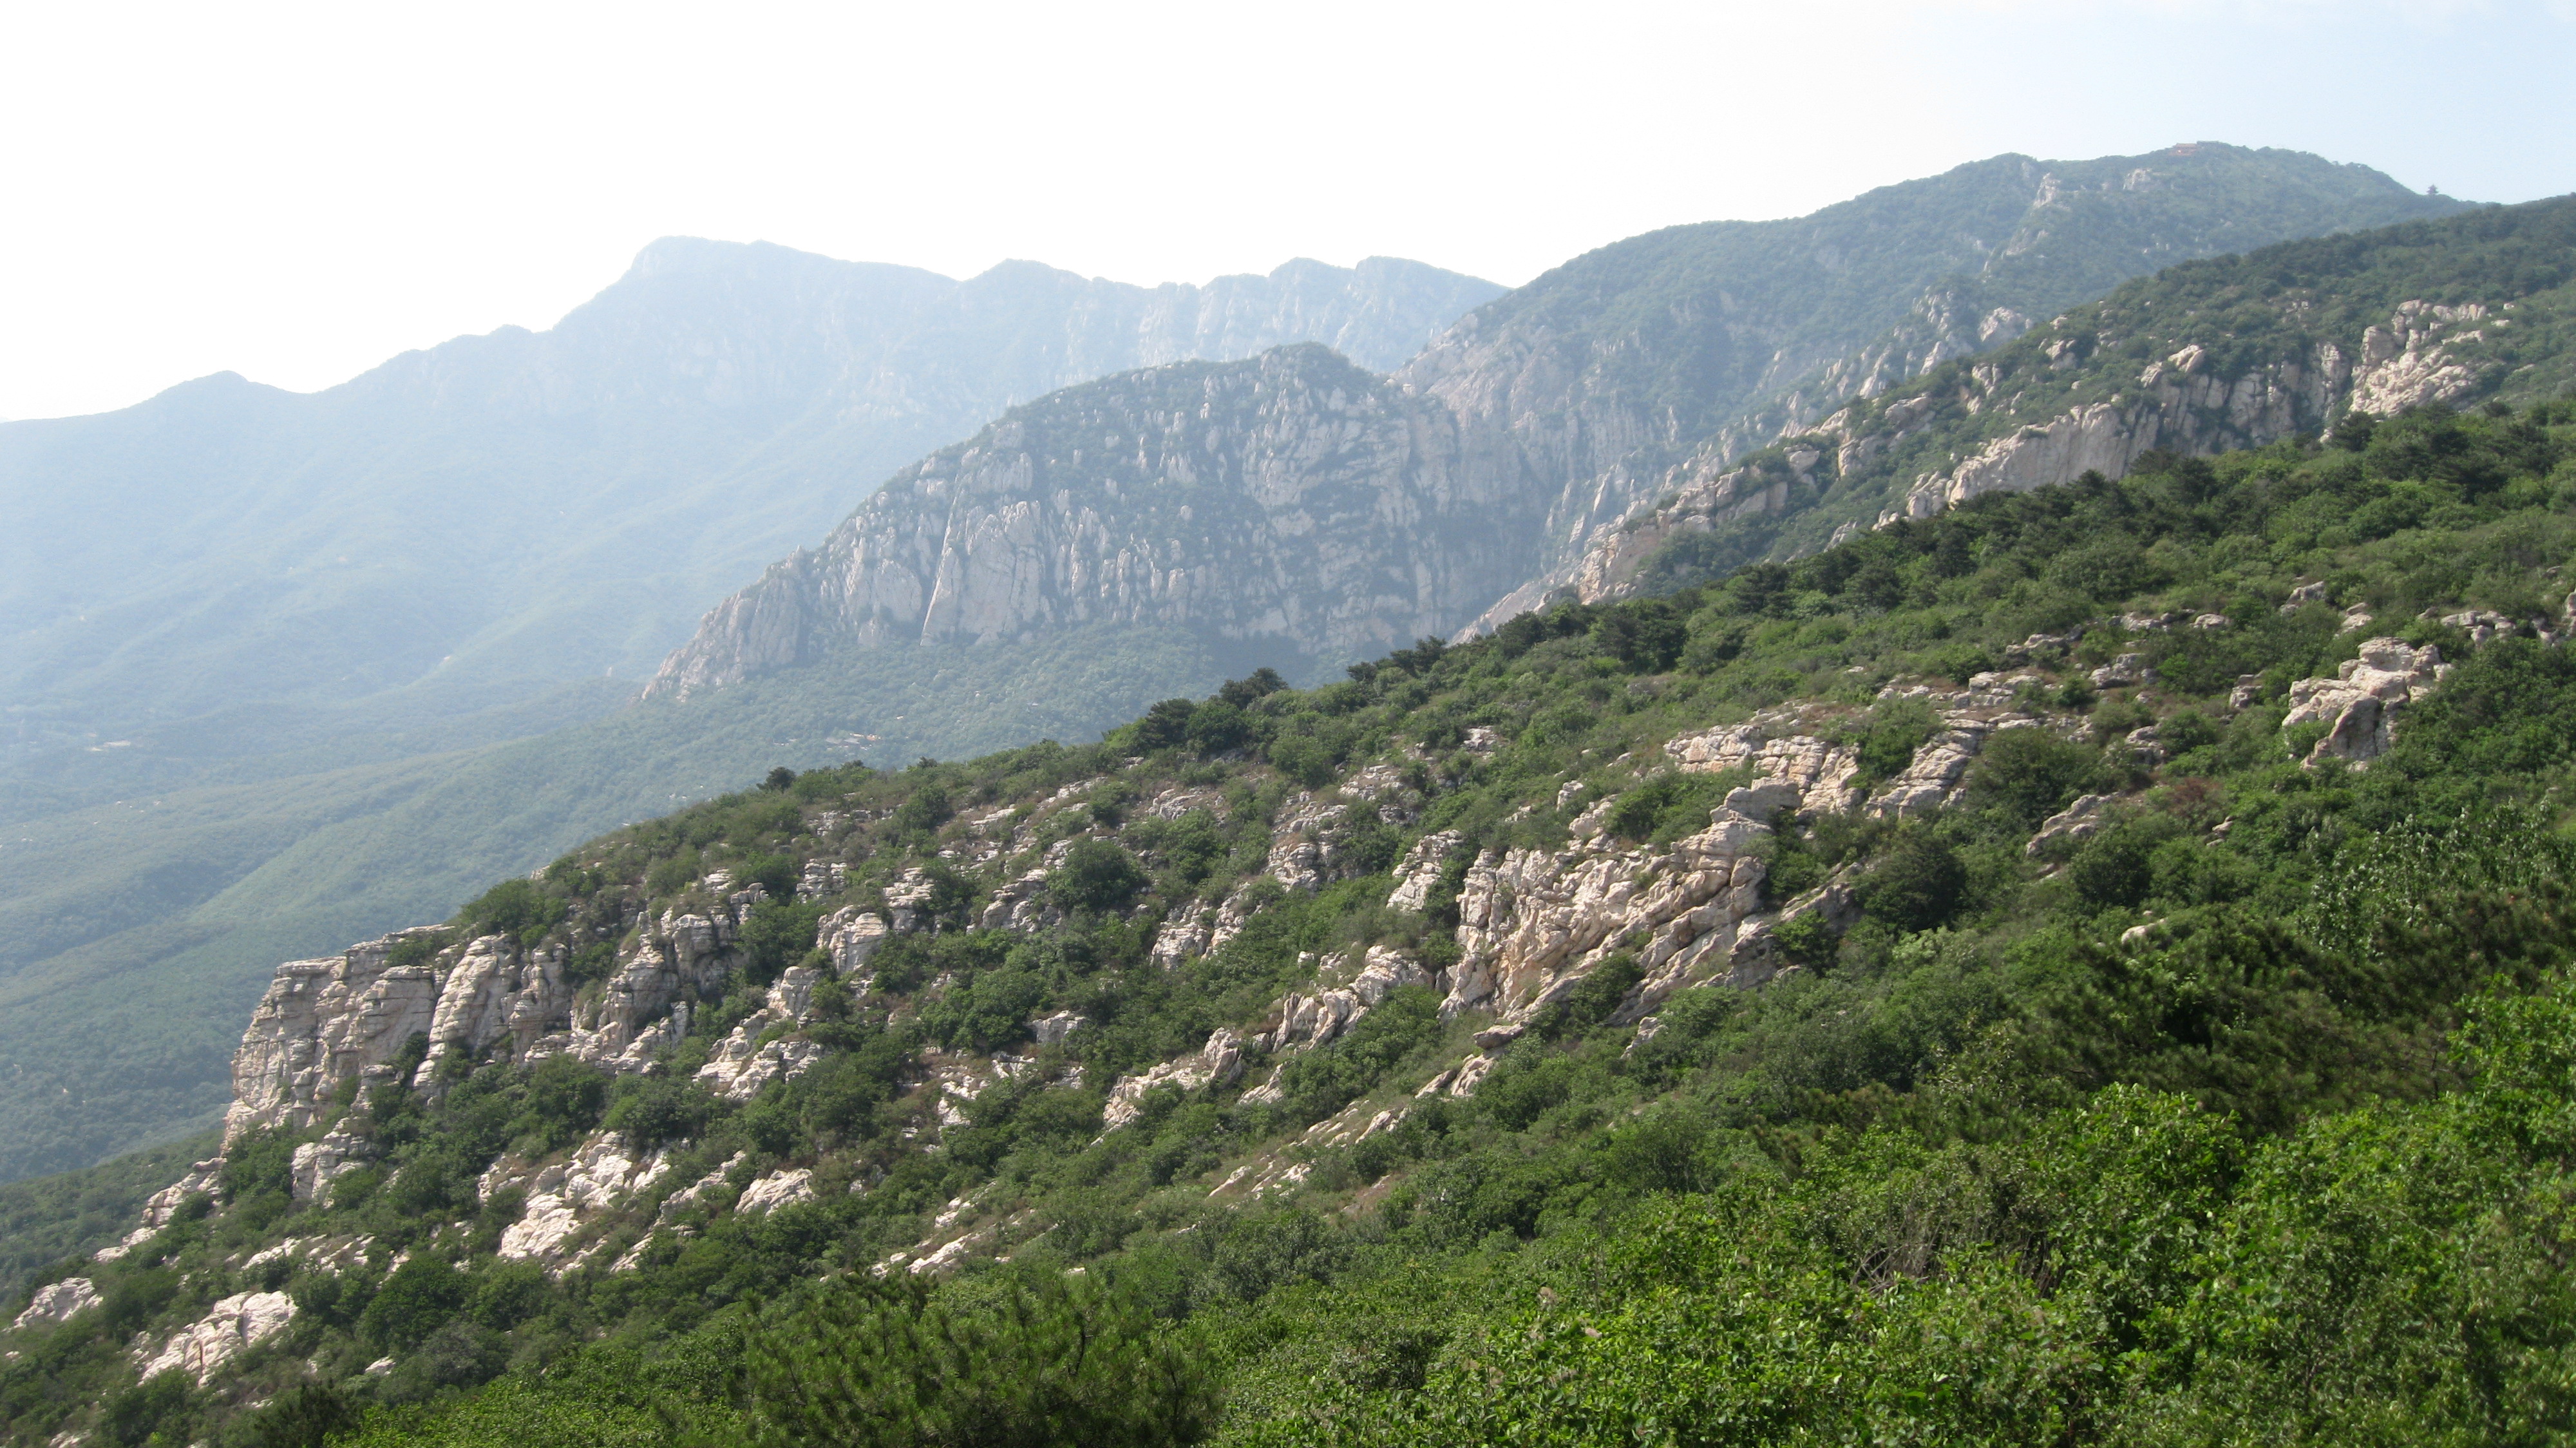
[0,245,1499,768]
[657,144,2467,700]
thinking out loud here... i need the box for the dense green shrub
[1051,840,1146,914]
[737,1273,1217,1448]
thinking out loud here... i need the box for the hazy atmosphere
[6,3,2576,1445]
[3,0,2571,419]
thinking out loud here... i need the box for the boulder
[2027,794,2116,855]
[2283,637,2448,766]
[12,1279,100,1331]
[134,1291,294,1384]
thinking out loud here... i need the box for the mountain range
[0,143,2485,1183]
[5,363,2573,1445]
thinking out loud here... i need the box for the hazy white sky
[2,0,2570,421]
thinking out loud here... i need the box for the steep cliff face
[1528,195,2576,614]
[647,346,1530,698]
[226,899,786,1142]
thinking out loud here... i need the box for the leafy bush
[1051,840,1146,914]
[1964,727,2104,828]
[1861,829,1965,931]
[457,878,566,945]
[603,1076,721,1150]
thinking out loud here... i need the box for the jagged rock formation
[1868,308,2487,528]
[2283,638,2450,766]
[488,1134,674,1271]
[11,1279,99,1331]
[1666,711,1863,819]
[226,886,864,1142]
[133,1291,294,1384]
[1447,811,1772,1022]
[1517,195,2576,618]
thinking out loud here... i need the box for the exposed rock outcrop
[1525,276,2526,619]
[1386,831,1464,911]
[489,1132,672,1271]
[134,1292,294,1384]
[1447,810,1770,1025]
[2283,637,2449,766]
[1666,713,1861,819]
[645,346,1530,700]
[1866,715,2036,818]
[1102,1028,1248,1129]
[2028,793,2116,855]
[12,1279,100,1331]
[228,904,770,1141]
[289,1128,371,1203]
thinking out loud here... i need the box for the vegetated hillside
[0,620,1282,1188]
[1551,193,2576,610]
[0,251,1499,1186]
[0,146,2446,1189]
[7,401,2574,1445]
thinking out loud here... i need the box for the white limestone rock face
[818,907,891,977]
[1386,831,1464,912]
[225,930,450,1141]
[2282,637,2449,766]
[692,967,833,1102]
[228,912,744,1141]
[491,1132,672,1270]
[134,1291,294,1384]
[1032,1011,1088,1046]
[978,872,1059,932]
[1446,812,1769,1027]
[1265,792,1355,892]
[697,1030,829,1104]
[97,1156,229,1259]
[643,345,1519,703]
[1255,948,1440,1058]
[1665,717,1860,819]
[576,911,735,1060]
[2028,794,2117,855]
[1728,879,1861,980]
[12,1279,100,1331]
[426,935,577,1066]
[1149,911,1215,967]
[1865,716,2034,819]
[2347,301,2488,416]
[1103,1029,1248,1129]
[289,1128,372,1203]
[736,1168,816,1216]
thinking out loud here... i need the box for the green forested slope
[0,147,2467,1188]
[6,398,2573,1445]
[0,624,1276,1185]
